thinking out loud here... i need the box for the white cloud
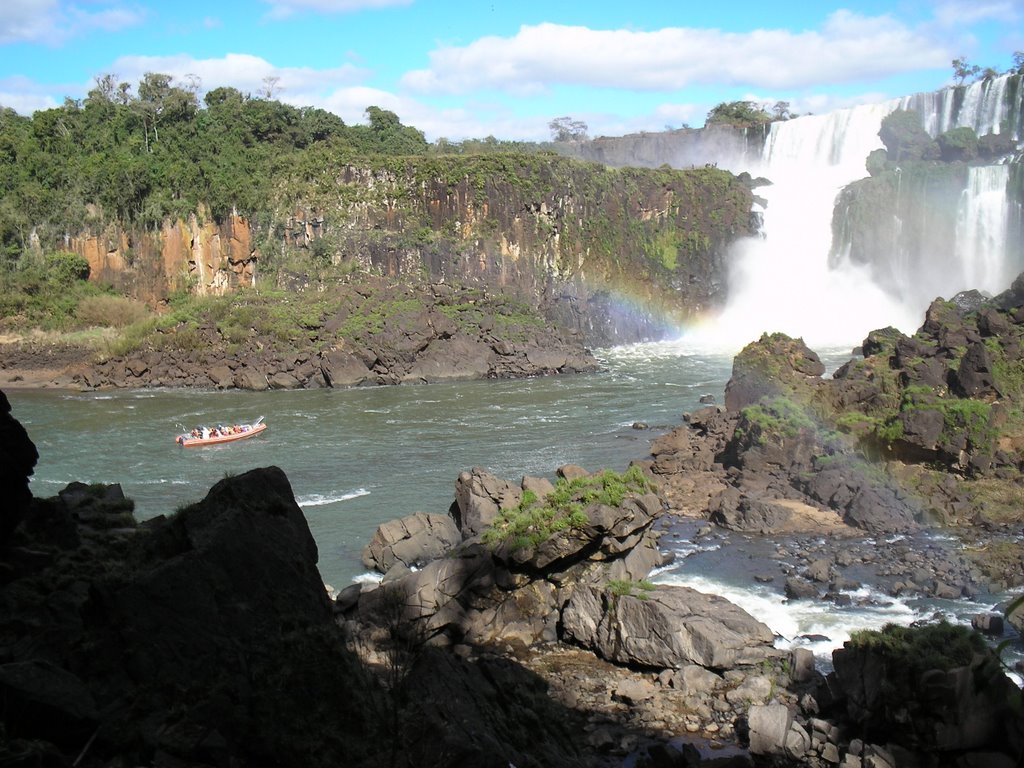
[0,75,62,113]
[402,12,949,96]
[0,0,63,44]
[262,0,412,21]
[932,0,1021,27]
[107,53,367,100]
[0,0,144,45]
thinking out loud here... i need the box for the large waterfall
[683,74,1023,352]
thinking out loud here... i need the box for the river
[7,340,1017,672]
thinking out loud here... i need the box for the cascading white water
[682,74,1022,353]
[902,75,1015,138]
[685,100,920,351]
[956,164,1011,292]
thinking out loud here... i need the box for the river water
[7,341,1018,671]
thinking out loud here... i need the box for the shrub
[482,466,654,550]
[847,621,986,693]
[735,396,815,444]
[45,251,91,284]
[76,294,150,328]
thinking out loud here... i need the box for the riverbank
[0,281,601,391]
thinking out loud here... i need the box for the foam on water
[297,488,371,508]
[655,571,922,664]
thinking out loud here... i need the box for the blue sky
[1,0,1021,141]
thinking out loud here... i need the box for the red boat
[176,417,267,447]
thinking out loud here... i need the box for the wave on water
[654,571,922,667]
[297,489,371,507]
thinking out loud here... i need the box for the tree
[259,76,282,100]
[548,116,588,142]
[88,73,119,104]
[705,101,772,128]
[1012,51,1024,75]
[952,57,980,85]
[135,72,197,149]
[771,101,792,120]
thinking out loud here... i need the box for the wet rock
[785,577,818,600]
[971,612,1004,635]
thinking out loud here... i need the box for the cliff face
[68,211,256,305]
[64,155,754,346]
[299,158,755,344]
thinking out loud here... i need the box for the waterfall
[956,165,1011,293]
[901,75,1017,138]
[683,74,1023,353]
[686,100,920,351]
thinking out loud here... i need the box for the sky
[0,0,1021,142]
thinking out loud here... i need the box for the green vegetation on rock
[482,466,653,550]
[847,621,986,681]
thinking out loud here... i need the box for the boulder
[402,336,494,383]
[525,348,569,371]
[354,544,495,638]
[747,703,811,759]
[267,371,301,390]
[233,367,269,391]
[320,348,372,387]
[494,494,660,572]
[561,584,775,670]
[521,474,555,499]
[710,490,793,533]
[208,364,234,388]
[951,341,997,398]
[830,625,1024,760]
[361,511,462,573]
[452,467,522,537]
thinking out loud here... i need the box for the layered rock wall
[68,211,256,304]
[62,156,755,346]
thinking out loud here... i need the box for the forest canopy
[0,72,544,269]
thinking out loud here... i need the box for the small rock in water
[699,394,716,404]
[632,422,649,430]
[971,612,1004,635]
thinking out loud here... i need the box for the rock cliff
[62,155,755,347]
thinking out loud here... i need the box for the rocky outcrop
[0,463,380,767]
[350,465,777,677]
[0,425,607,767]
[748,622,1024,767]
[0,390,37,545]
